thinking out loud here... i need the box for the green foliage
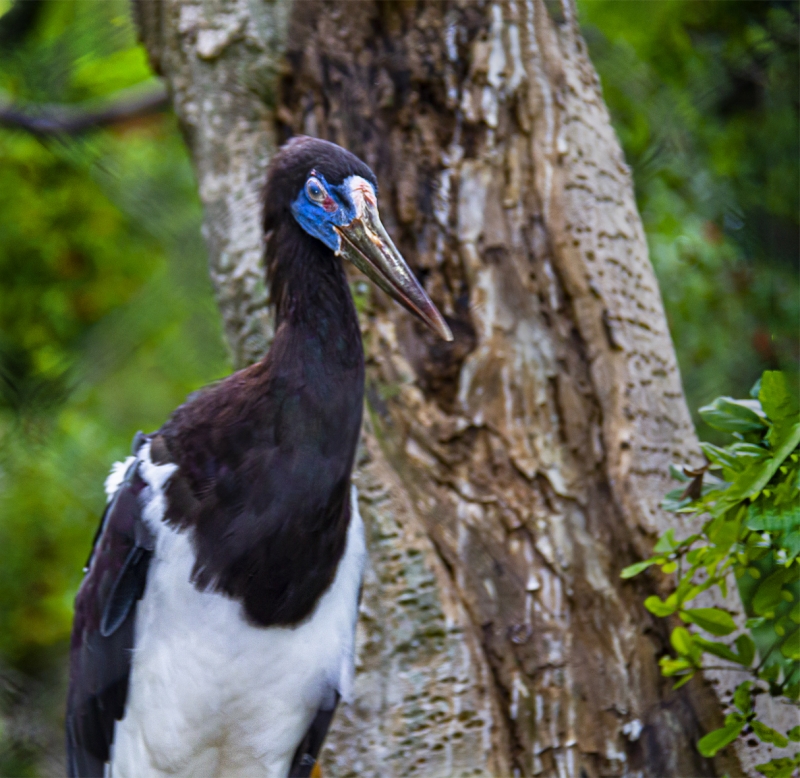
[755,753,800,778]
[697,710,746,758]
[579,1,800,436]
[0,1,229,771]
[622,371,800,766]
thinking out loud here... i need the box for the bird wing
[66,436,154,778]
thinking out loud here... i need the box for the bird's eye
[306,177,326,203]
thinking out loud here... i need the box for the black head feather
[262,136,377,233]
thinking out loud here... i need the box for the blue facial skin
[290,173,367,253]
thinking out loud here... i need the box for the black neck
[263,218,365,495]
[268,220,363,368]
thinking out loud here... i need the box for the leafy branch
[623,371,800,775]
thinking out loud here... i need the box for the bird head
[264,136,452,342]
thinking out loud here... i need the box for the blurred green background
[0,1,229,773]
[0,0,796,774]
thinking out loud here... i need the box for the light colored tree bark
[136,1,748,775]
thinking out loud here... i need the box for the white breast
[108,444,366,778]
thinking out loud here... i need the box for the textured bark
[137,1,748,776]
[134,0,288,367]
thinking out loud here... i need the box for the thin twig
[755,626,798,674]
[0,83,169,136]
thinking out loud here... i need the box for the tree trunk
[136,1,744,775]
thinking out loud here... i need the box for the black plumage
[66,137,449,778]
[67,439,152,778]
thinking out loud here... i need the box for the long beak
[335,198,453,342]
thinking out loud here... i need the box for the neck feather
[267,220,360,347]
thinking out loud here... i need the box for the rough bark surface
[134,0,288,366]
[137,1,748,776]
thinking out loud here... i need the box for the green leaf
[779,628,800,661]
[654,528,679,554]
[759,663,781,683]
[659,655,694,677]
[662,489,693,513]
[699,397,767,433]
[694,636,742,664]
[681,579,714,606]
[671,627,695,656]
[752,720,789,748]
[645,595,677,617]
[621,559,657,579]
[777,613,796,634]
[707,508,743,547]
[753,567,792,616]
[784,532,800,561]
[772,470,799,505]
[735,634,756,666]
[731,442,771,458]
[686,547,708,565]
[746,503,800,533]
[787,726,800,742]
[760,372,800,430]
[682,607,737,636]
[720,424,800,508]
[672,672,695,689]
[756,756,800,778]
[697,718,746,757]
[701,441,742,471]
[764,423,800,483]
[733,681,752,714]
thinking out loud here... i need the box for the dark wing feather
[289,693,340,778]
[66,443,154,778]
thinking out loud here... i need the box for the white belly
[109,448,366,778]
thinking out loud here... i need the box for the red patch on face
[322,196,337,213]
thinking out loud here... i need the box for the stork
[66,137,452,778]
